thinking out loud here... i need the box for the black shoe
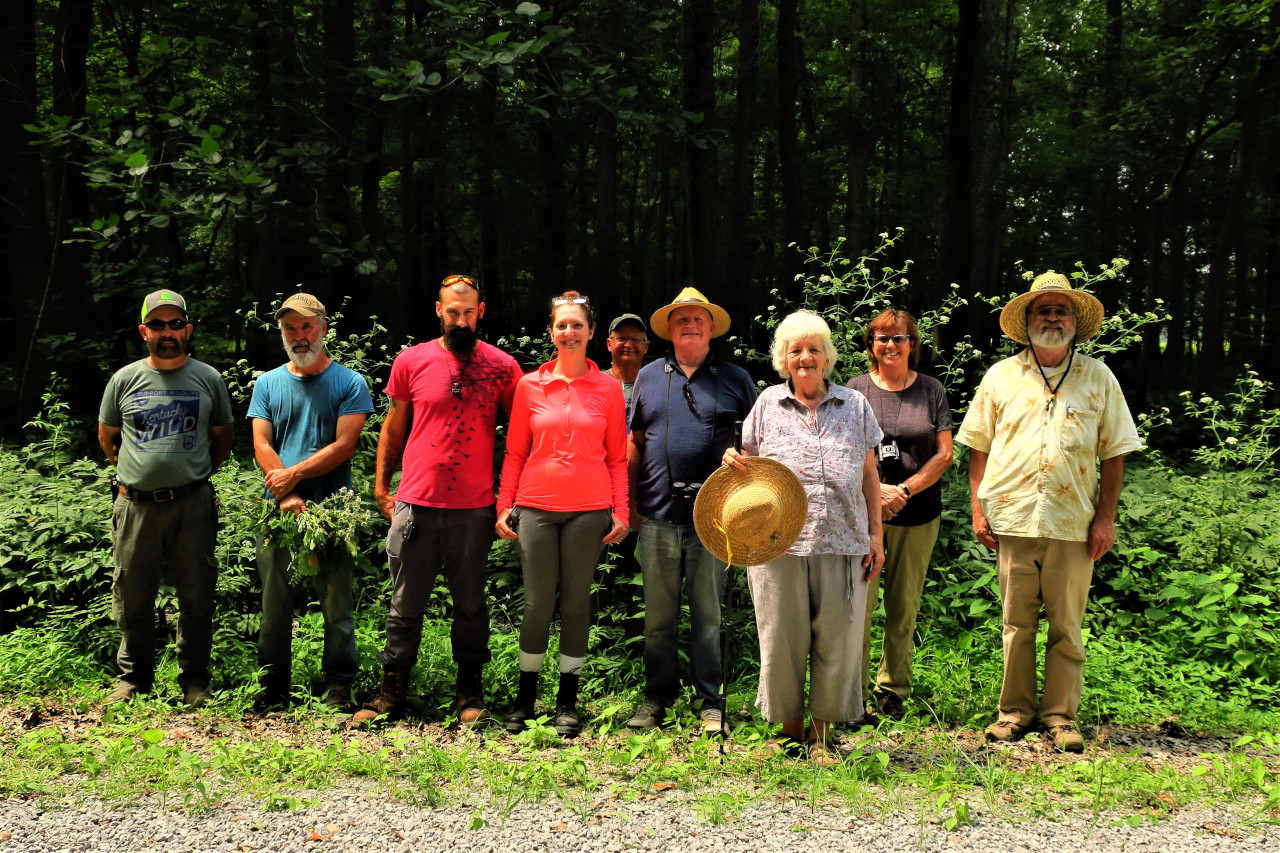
[504,705,535,733]
[874,689,906,721]
[553,705,581,738]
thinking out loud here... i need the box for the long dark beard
[442,323,477,354]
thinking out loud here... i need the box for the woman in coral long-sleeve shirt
[496,291,629,737]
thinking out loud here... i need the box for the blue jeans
[639,519,726,709]
[257,541,356,696]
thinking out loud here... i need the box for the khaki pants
[996,535,1093,727]
[862,517,940,699]
[748,553,868,723]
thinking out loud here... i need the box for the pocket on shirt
[1061,409,1099,451]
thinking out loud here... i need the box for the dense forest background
[1,0,1278,433]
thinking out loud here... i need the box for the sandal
[757,736,807,759]
[809,740,840,768]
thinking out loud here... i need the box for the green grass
[1,617,1278,833]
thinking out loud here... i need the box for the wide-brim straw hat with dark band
[999,272,1105,345]
[649,286,732,341]
[693,457,807,566]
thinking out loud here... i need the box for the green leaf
[515,2,541,15]
[1232,650,1256,668]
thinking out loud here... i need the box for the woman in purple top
[722,309,885,765]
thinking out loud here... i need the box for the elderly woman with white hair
[722,309,884,764]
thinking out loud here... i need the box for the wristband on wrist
[901,484,912,499]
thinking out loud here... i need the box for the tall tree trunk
[323,0,357,301]
[0,0,50,427]
[967,0,1015,308]
[938,0,978,339]
[361,0,391,233]
[1199,34,1279,382]
[844,0,870,247]
[682,0,718,294]
[776,0,802,302]
[726,0,759,296]
[1263,118,1280,384]
[595,109,620,313]
[477,81,502,311]
[534,120,569,293]
[1098,0,1124,262]
[29,0,94,421]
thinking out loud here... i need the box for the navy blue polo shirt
[630,350,758,520]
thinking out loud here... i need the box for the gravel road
[2,787,1277,852]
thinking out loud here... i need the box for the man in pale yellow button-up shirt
[956,272,1142,753]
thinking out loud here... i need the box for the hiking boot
[553,673,581,738]
[1048,722,1085,753]
[322,686,352,711]
[456,693,490,726]
[626,698,668,730]
[104,684,140,705]
[352,666,410,724]
[700,706,724,737]
[874,689,905,722]
[505,669,539,733]
[183,684,214,708]
[984,719,1030,743]
[504,705,536,733]
[553,705,581,738]
[454,662,490,726]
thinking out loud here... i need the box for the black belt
[117,479,208,503]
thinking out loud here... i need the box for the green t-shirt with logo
[99,358,234,491]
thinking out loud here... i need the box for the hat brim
[999,289,1104,344]
[274,307,325,321]
[649,301,731,341]
[693,457,807,566]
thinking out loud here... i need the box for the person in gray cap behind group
[605,313,649,425]
[98,290,234,707]
[247,293,374,710]
[625,286,757,735]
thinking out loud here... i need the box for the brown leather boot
[454,661,489,726]
[352,666,410,724]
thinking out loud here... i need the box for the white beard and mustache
[283,332,323,368]
[1030,325,1073,348]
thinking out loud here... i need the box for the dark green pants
[111,485,218,690]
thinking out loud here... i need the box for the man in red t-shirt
[353,275,524,725]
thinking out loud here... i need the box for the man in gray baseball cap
[98,290,234,707]
[605,313,649,425]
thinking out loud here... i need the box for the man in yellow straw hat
[956,271,1142,753]
[624,286,758,735]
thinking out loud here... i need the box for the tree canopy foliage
[1,0,1277,431]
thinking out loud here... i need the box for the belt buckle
[154,488,178,502]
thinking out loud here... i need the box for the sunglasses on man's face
[145,318,187,331]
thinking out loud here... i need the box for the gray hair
[770,309,839,378]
